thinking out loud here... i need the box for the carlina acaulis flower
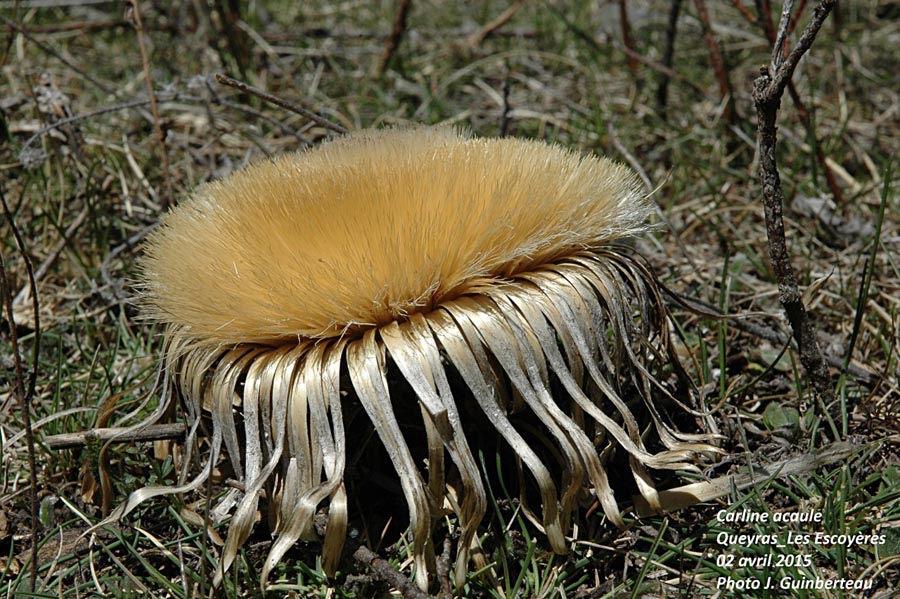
[122,126,718,590]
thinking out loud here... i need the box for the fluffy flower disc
[140,127,650,343]
[132,128,715,591]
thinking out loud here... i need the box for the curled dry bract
[125,127,716,590]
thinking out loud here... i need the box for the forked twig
[770,0,794,73]
[753,0,844,203]
[465,1,521,49]
[752,0,837,407]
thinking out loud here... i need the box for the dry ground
[1,1,898,598]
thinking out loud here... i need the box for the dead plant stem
[656,0,683,117]
[374,0,412,79]
[618,0,639,78]
[694,0,735,124]
[752,0,837,407]
[465,0,521,49]
[734,1,843,202]
[127,0,174,210]
[215,73,347,134]
[1,188,41,592]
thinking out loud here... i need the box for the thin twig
[498,72,511,137]
[759,0,838,127]
[352,544,433,599]
[203,85,313,146]
[617,0,639,78]
[1,187,41,592]
[465,1,521,49]
[435,537,453,599]
[730,0,757,22]
[693,0,735,123]
[752,0,837,406]
[607,122,652,193]
[127,0,174,210]
[214,0,250,80]
[14,206,88,305]
[17,90,313,166]
[664,292,879,385]
[770,0,794,74]
[752,0,843,203]
[656,0,683,118]
[374,0,412,79]
[0,15,114,94]
[215,73,347,134]
[43,423,188,450]
[18,96,171,160]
